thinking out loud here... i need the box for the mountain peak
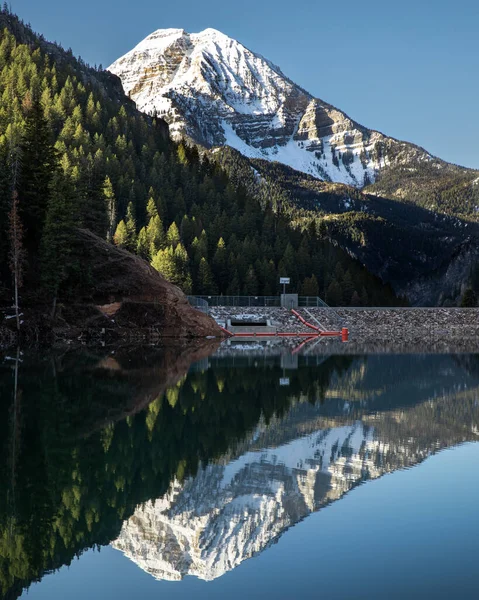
[109,28,437,187]
[193,27,232,40]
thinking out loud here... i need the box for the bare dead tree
[9,190,25,333]
[8,112,25,333]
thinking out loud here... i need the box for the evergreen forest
[0,6,403,317]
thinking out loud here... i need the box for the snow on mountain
[108,28,432,187]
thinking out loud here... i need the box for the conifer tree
[301,275,319,297]
[103,176,116,242]
[226,269,241,295]
[460,288,477,307]
[212,237,228,293]
[80,158,107,237]
[174,243,192,293]
[342,270,354,304]
[146,214,165,256]
[136,227,149,258]
[125,201,137,251]
[244,265,258,296]
[18,94,57,247]
[151,246,176,282]
[360,287,369,307]
[326,280,342,306]
[146,197,158,220]
[351,290,361,306]
[113,220,128,248]
[40,172,76,316]
[177,142,187,165]
[197,257,216,295]
[166,221,180,248]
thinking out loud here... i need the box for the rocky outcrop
[72,228,223,338]
[14,229,223,343]
[108,28,452,188]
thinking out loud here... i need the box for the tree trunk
[51,293,57,320]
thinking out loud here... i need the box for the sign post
[279,277,290,295]
[280,277,297,308]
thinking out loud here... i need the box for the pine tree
[146,197,158,220]
[244,265,258,296]
[147,214,165,256]
[360,286,369,307]
[18,94,57,247]
[342,270,354,305]
[460,288,477,307]
[197,257,216,295]
[177,142,187,165]
[226,269,241,295]
[212,237,228,293]
[151,246,176,282]
[174,243,192,293]
[326,280,342,306]
[301,275,319,297]
[136,226,149,258]
[113,220,128,248]
[40,171,76,316]
[351,290,361,306]
[103,176,116,242]
[166,222,180,248]
[125,201,137,251]
[79,158,107,237]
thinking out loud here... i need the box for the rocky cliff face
[108,28,437,188]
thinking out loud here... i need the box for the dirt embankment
[1,229,223,346]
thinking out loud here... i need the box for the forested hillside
[212,148,479,305]
[0,6,403,322]
[368,161,479,221]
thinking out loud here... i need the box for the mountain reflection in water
[0,345,478,599]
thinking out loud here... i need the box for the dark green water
[1,344,479,599]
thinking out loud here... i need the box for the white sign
[279,277,290,285]
[279,378,290,386]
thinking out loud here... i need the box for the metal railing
[298,296,329,308]
[187,296,210,314]
[187,295,330,308]
[190,296,281,307]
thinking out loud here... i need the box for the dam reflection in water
[0,345,478,599]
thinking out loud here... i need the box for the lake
[1,343,479,599]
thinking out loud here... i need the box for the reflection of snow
[112,421,393,582]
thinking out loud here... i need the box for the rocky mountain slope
[108,28,475,191]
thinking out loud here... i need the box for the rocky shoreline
[210,307,479,353]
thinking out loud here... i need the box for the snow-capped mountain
[108,28,434,188]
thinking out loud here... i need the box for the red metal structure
[219,310,349,341]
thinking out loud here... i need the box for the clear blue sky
[12,0,479,168]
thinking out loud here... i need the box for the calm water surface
[1,344,478,599]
